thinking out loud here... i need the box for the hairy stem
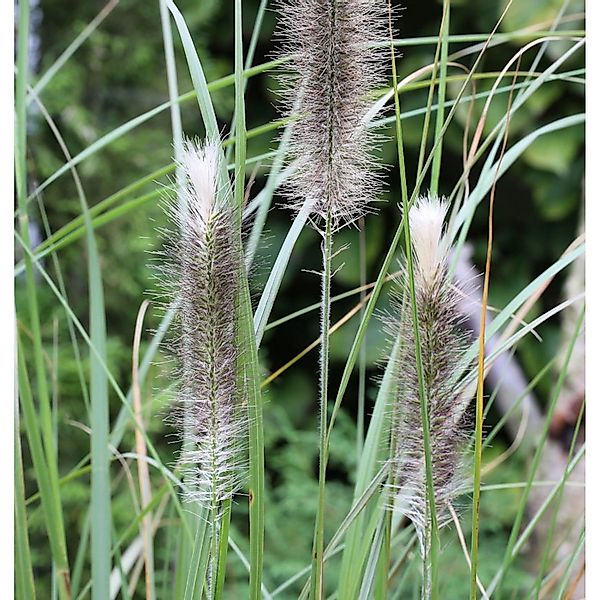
[311,211,334,599]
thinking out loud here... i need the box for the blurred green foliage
[20,0,583,596]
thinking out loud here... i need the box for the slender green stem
[79,106,111,600]
[15,2,71,597]
[15,388,36,600]
[389,3,440,598]
[357,219,367,461]
[415,7,445,193]
[230,2,264,597]
[225,0,268,164]
[234,0,247,222]
[469,343,485,599]
[243,278,265,600]
[430,0,450,195]
[159,0,183,183]
[311,212,334,600]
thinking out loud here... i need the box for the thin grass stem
[388,3,440,597]
[430,0,450,194]
[311,212,333,600]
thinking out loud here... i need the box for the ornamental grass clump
[389,196,473,598]
[15,1,586,598]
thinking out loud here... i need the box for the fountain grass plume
[162,138,248,510]
[389,196,474,591]
[275,0,388,228]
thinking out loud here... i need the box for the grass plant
[14,0,585,598]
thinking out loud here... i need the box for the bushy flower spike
[389,196,473,557]
[276,0,388,227]
[165,138,247,509]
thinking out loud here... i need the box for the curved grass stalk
[469,53,520,600]
[27,0,118,103]
[389,8,439,597]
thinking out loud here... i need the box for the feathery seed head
[276,0,388,228]
[161,137,247,509]
[388,197,474,561]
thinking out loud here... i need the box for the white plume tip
[409,196,449,284]
[180,138,220,225]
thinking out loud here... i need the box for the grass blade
[16,339,71,599]
[166,0,218,139]
[15,2,71,595]
[254,199,312,346]
[429,0,450,194]
[15,375,36,600]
